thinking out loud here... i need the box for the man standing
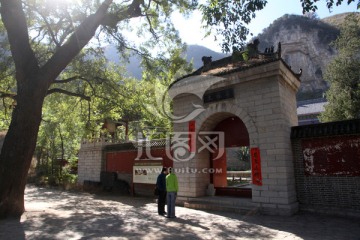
[156,167,167,216]
[166,167,178,218]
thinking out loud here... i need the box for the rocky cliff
[256,14,346,99]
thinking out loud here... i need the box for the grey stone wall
[292,138,360,212]
[78,139,111,184]
[292,120,360,216]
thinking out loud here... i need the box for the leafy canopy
[319,13,360,121]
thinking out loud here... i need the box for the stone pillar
[250,71,299,215]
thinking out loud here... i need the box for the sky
[172,0,359,52]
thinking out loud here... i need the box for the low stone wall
[291,119,360,215]
[77,139,113,184]
[78,139,173,196]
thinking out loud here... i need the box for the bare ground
[0,185,359,240]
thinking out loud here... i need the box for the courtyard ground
[0,185,359,240]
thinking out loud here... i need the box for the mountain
[104,44,228,79]
[185,45,228,69]
[322,12,360,28]
[104,45,143,79]
[256,14,339,98]
[105,12,359,100]
[256,12,359,100]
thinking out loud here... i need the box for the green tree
[0,0,198,219]
[0,0,358,219]
[320,13,360,122]
[139,45,193,138]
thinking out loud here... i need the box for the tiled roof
[169,52,290,88]
[297,98,328,115]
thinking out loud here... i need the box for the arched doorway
[210,116,252,197]
[169,57,301,215]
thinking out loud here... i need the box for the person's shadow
[169,216,210,231]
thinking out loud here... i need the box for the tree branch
[0,91,16,100]
[103,26,152,60]
[41,0,144,85]
[0,0,40,82]
[40,0,113,82]
[146,13,159,41]
[52,76,95,94]
[57,24,74,47]
[53,76,86,84]
[38,12,61,48]
[93,76,127,97]
[46,88,91,101]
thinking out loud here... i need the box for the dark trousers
[158,190,166,214]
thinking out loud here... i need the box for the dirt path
[0,185,359,239]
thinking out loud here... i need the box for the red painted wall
[105,148,173,174]
[106,151,136,173]
[213,117,249,147]
[302,135,360,176]
[105,147,174,196]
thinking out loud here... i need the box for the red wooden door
[212,148,227,187]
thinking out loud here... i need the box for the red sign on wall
[251,147,262,186]
[188,120,196,152]
[302,135,360,176]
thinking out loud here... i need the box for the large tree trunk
[0,79,46,219]
[0,0,130,220]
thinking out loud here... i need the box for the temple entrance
[210,116,251,198]
[169,55,301,215]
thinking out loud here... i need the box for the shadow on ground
[0,185,359,239]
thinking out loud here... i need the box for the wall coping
[104,139,169,152]
[291,118,360,139]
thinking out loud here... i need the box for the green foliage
[61,167,78,185]
[301,0,359,13]
[200,0,268,52]
[137,45,193,138]
[0,10,192,182]
[320,13,360,122]
[241,51,249,61]
[234,147,251,171]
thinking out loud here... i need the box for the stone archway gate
[168,56,301,216]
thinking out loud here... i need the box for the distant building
[297,98,328,125]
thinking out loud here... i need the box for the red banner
[251,147,262,186]
[188,120,196,152]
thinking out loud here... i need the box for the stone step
[186,196,255,206]
[184,201,260,215]
[183,197,260,215]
